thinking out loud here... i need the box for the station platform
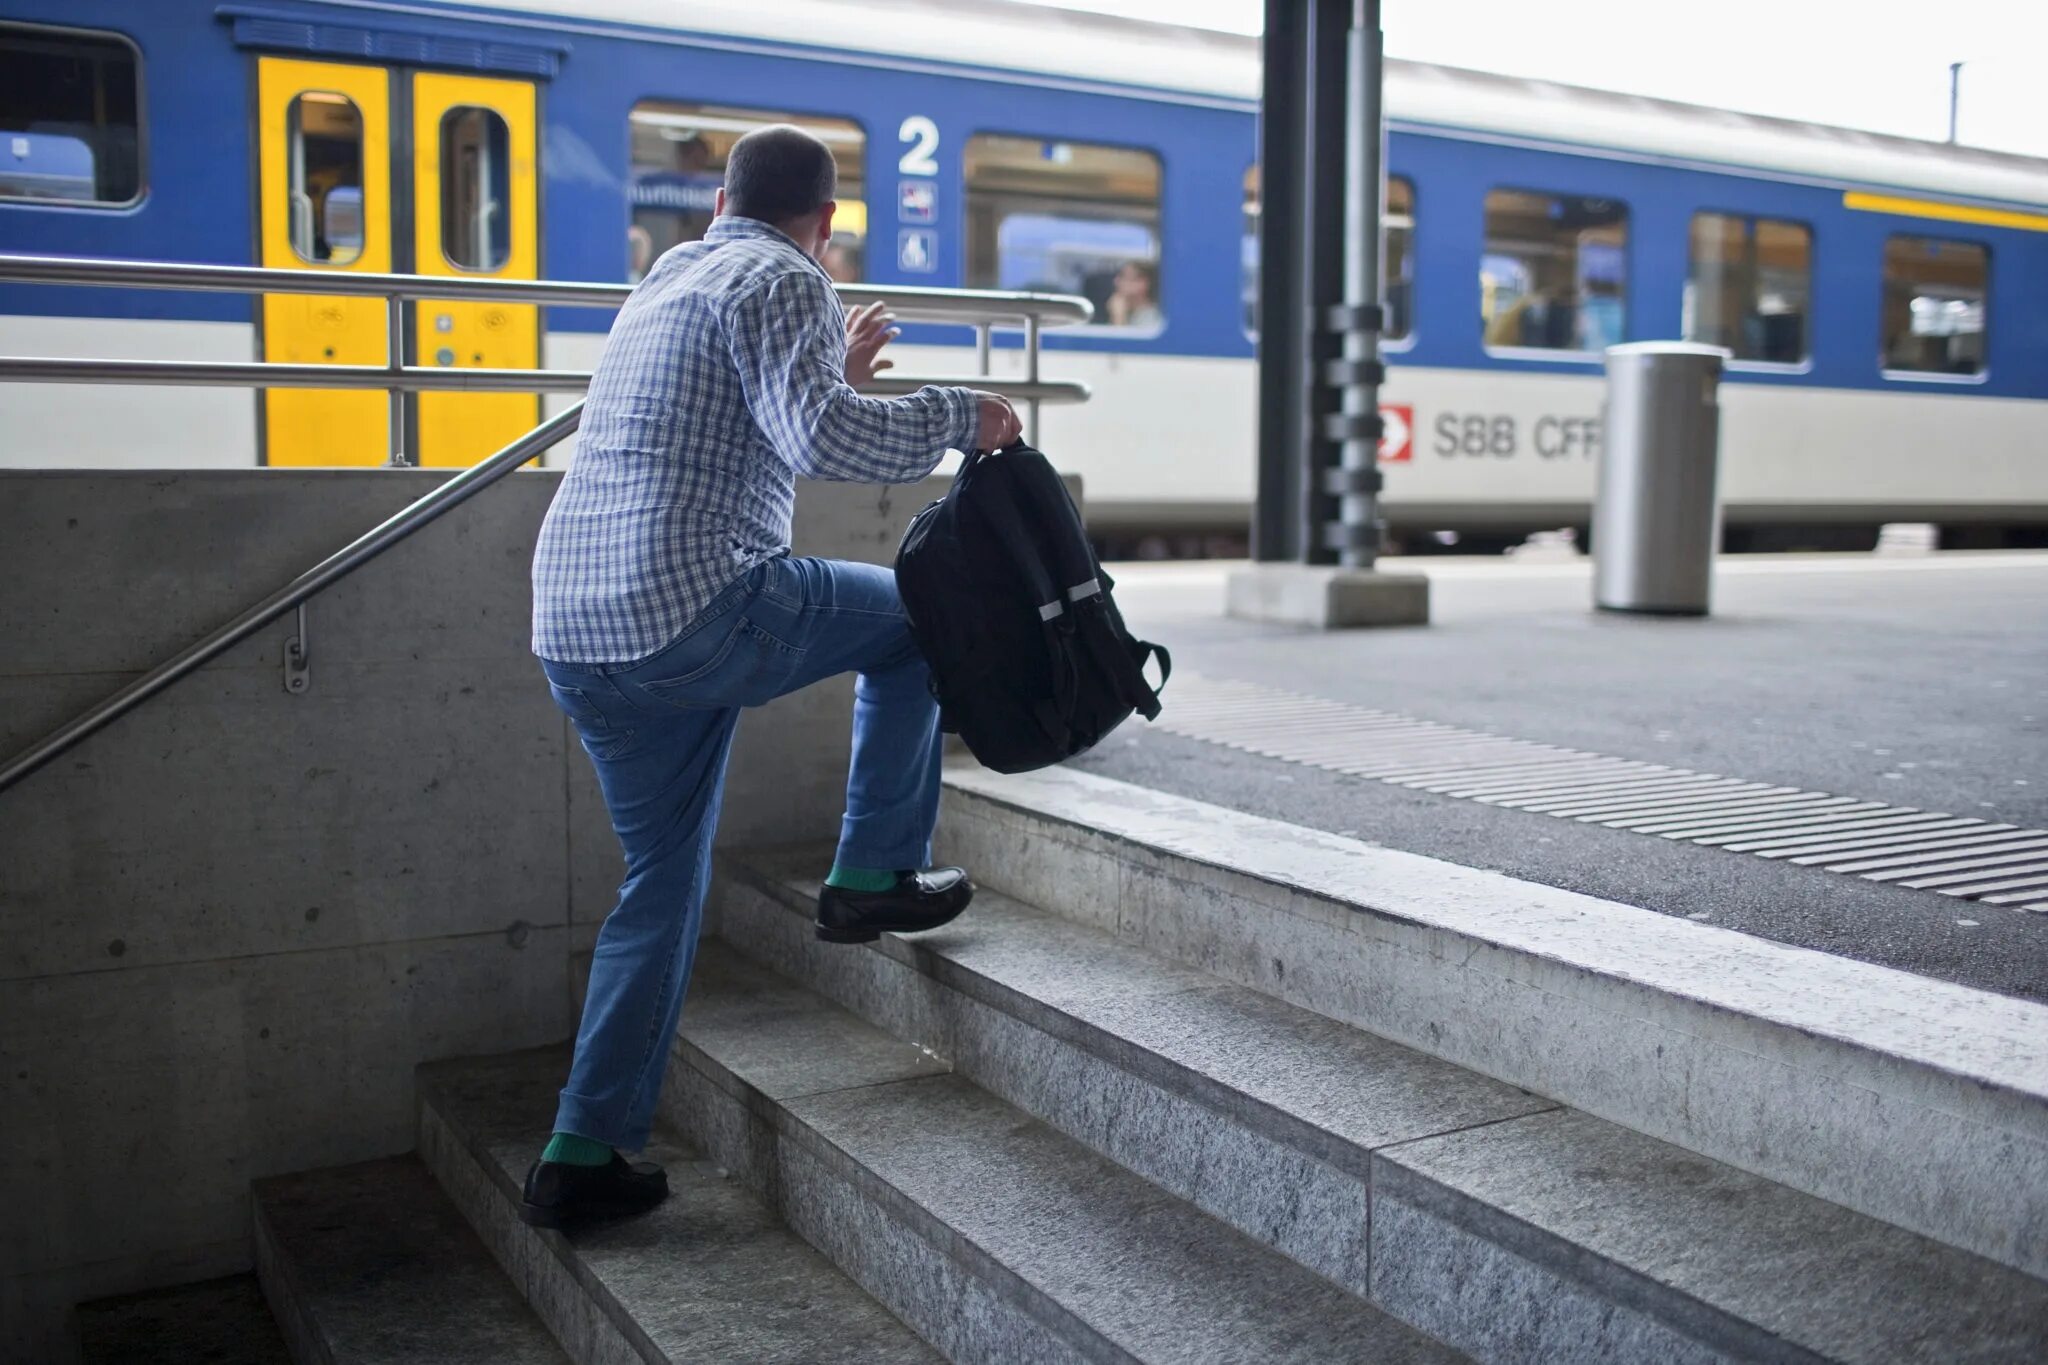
[1083,550,2048,1004]
[15,458,2046,1362]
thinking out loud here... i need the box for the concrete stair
[237,758,2048,1363]
[415,1048,941,1364]
[701,822,2048,1363]
[665,943,1463,1363]
[79,1275,291,1365]
[935,765,2048,1283]
[253,1156,569,1365]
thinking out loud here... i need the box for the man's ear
[713,186,727,218]
[817,200,836,248]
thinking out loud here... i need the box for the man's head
[714,124,838,260]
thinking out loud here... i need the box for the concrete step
[79,1275,291,1365]
[715,848,2048,1365]
[935,764,2048,1283]
[253,1155,569,1364]
[416,1048,938,1365]
[666,943,1465,1364]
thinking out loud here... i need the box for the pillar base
[1225,564,1430,629]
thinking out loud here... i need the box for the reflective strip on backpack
[1038,600,1065,622]
[1068,579,1101,603]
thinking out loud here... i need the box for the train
[2,0,2045,553]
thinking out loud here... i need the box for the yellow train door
[410,72,541,467]
[256,58,393,466]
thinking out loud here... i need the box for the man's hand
[844,301,898,389]
[971,391,1022,452]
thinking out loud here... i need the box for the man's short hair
[724,125,837,225]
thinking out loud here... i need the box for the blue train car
[2,0,2044,547]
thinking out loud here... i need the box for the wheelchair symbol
[898,229,937,273]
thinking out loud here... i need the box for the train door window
[627,102,866,282]
[1241,164,1259,335]
[285,92,365,264]
[1882,235,1987,377]
[1684,214,1810,365]
[440,105,511,271]
[1239,167,1415,343]
[1482,189,1627,354]
[964,134,1163,331]
[1385,177,1416,341]
[0,23,142,205]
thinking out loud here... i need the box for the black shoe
[519,1152,668,1229]
[816,867,975,944]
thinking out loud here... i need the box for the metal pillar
[1254,0,1386,566]
[1252,0,1308,562]
[1331,0,1387,566]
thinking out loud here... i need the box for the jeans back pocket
[640,617,806,710]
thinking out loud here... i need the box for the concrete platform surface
[1082,552,2048,1002]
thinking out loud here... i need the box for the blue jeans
[539,555,944,1149]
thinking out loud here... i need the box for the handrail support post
[1024,315,1042,445]
[385,296,410,468]
[284,602,311,695]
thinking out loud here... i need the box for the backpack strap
[1072,623,1171,723]
[969,464,1084,744]
[989,447,1172,725]
[1133,640,1171,718]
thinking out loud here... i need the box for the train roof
[468,0,2048,209]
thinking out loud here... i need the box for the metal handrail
[0,253,1093,326]
[0,254,1095,795]
[0,253,1092,455]
[0,403,586,796]
[0,356,1089,404]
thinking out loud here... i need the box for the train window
[440,106,511,272]
[285,93,365,265]
[1239,168,1415,343]
[1481,189,1627,354]
[627,102,866,283]
[1685,214,1810,365]
[964,135,1163,330]
[1241,165,1259,335]
[0,23,142,206]
[1882,236,1987,377]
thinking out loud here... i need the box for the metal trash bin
[1593,342,1728,615]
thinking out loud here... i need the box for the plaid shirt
[531,216,980,663]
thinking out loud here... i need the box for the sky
[1020,0,2048,160]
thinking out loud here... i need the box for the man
[523,125,1022,1228]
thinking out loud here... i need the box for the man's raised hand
[844,300,899,388]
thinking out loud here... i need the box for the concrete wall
[0,466,950,1361]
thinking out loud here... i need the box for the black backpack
[895,443,1170,774]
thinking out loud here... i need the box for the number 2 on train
[898,116,940,176]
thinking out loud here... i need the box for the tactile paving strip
[1156,674,2048,914]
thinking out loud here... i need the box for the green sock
[825,864,899,892]
[542,1131,612,1167]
